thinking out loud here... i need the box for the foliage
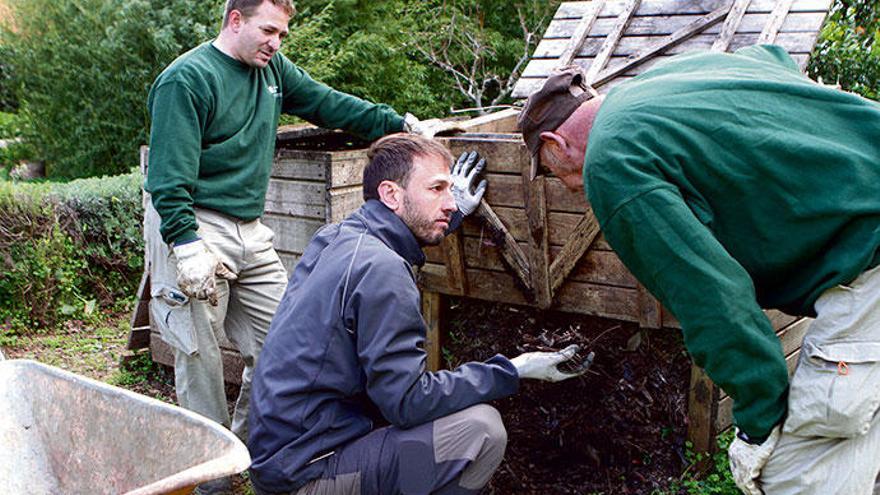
[809,0,880,99]
[0,0,221,179]
[0,170,144,332]
[0,44,16,112]
[656,431,738,495]
[0,111,22,138]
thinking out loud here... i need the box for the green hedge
[0,171,144,332]
[809,0,880,100]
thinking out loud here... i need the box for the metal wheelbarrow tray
[0,359,250,494]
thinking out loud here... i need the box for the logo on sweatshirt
[267,85,281,98]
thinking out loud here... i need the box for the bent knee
[462,404,507,447]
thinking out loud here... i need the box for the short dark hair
[223,0,296,27]
[363,133,453,201]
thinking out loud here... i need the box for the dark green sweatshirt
[584,45,880,439]
[146,42,404,244]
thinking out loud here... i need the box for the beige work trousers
[761,264,880,494]
[146,204,288,441]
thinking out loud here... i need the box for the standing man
[145,2,438,492]
[247,134,593,495]
[518,45,880,494]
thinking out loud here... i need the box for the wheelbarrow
[0,355,251,494]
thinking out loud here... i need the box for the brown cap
[517,65,597,158]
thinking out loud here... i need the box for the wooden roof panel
[512,0,832,99]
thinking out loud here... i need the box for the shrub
[1,0,221,179]
[809,0,880,100]
[0,170,144,332]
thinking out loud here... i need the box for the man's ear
[377,181,402,211]
[539,131,567,152]
[227,10,243,32]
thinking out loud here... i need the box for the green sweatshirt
[146,42,405,244]
[584,45,880,439]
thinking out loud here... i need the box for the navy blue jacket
[248,200,519,493]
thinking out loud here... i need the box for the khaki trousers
[762,264,880,494]
[146,204,288,440]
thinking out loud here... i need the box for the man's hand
[728,425,782,495]
[451,151,488,216]
[172,239,237,306]
[403,113,462,138]
[510,344,594,382]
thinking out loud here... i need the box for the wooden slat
[541,11,827,40]
[423,237,637,287]
[327,186,364,223]
[262,213,324,255]
[437,135,528,175]
[473,201,532,291]
[548,210,602,293]
[687,365,720,454]
[451,108,520,133]
[759,0,796,43]
[264,178,327,219]
[127,272,152,350]
[712,0,754,52]
[558,0,606,67]
[590,3,733,88]
[483,173,588,213]
[461,207,609,247]
[636,282,663,329]
[526,176,552,308]
[421,290,443,372]
[585,0,642,83]
[554,0,830,19]
[441,231,468,295]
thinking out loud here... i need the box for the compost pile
[443,297,692,494]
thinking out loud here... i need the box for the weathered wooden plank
[437,135,528,175]
[559,0,606,67]
[687,364,720,454]
[543,11,827,40]
[554,0,831,19]
[272,152,329,181]
[482,174,587,213]
[758,0,797,43]
[327,186,364,223]
[421,290,444,372]
[548,211,602,293]
[264,179,327,219]
[712,0,754,52]
[461,207,611,248]
[151,332,245,385]
[127,272,152,350]
[262,213,324,255]
[441,231,468,295]
[526,176,552,308]
[473,202,532,290]
[530,27,821,62]
[637,283,663,329]
[586,0,642,82]
[452,108,521,133]
[590,4,734,88]
[514,52,810,95]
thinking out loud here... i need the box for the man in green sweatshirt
[144,2,448,492]
[518,45,880,494]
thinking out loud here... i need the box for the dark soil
[442,297,692,494]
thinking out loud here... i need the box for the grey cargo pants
[146,204,288,440]
[261,404,508,495]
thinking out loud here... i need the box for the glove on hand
[728,425,782,495]
[172,239,237,306]
[403,113,464,138]
[510,344,595,382]
[451,151,488,216]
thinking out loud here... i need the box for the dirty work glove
[403,113,461,138]
[728,425,782,495]
[172,239,237,306]
[451,151,488,216]
[510,344,594,382]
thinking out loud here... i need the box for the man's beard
[401,195,446,246]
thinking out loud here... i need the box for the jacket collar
[353,200,426,267]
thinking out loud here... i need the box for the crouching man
[248,134,593,494]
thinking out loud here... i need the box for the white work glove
[403,112,462,138]
[728,425,782,495]
[450,151,488,216]
[172,239,237,306]
[510,344,594,382]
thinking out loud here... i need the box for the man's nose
[443,189,457,212]
[268,36,282,51]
